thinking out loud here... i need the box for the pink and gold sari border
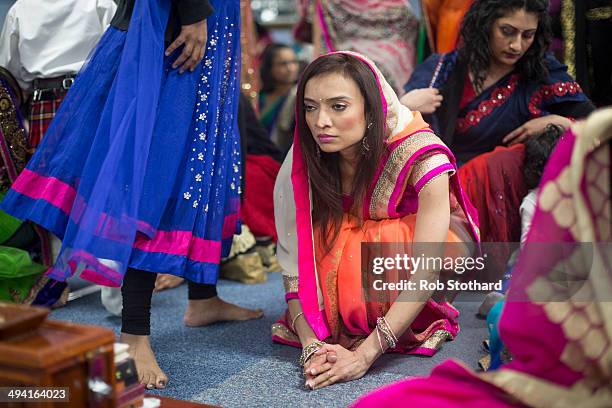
[413,164,455,194]
[291,137,331,340]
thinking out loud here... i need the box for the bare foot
[183,296,264,327]
[154,274,185,292]
[119,333,168,389]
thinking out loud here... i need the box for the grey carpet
[51,272,488,407]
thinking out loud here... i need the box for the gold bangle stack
[376,317,399,350]
[299,340,326,366]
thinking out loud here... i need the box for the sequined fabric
[369,130,455,220]
[0,80,28,193]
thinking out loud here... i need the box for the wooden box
[0,316,116,408]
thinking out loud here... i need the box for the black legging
[121,267,217,335]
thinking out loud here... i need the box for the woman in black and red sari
[401,0,595,270]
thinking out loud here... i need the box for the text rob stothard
[371,279,503,292]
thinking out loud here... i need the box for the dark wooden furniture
[0,304,116,408]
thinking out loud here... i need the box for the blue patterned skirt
[1,0,241,286]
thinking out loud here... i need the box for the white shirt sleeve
[0,7,27,89]
[97,0,118,28]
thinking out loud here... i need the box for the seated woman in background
[401,0,594,268]
[271,52,480,390]
[258,43,300,154]
[402,0,593,165]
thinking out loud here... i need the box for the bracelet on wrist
[375,326,387,354]
[299,340,326,366]
[291,311,304,332]
[376,317,398,350]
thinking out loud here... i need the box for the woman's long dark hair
[260,43,293,93]
[459,0,552,92]
[295,54,387,252]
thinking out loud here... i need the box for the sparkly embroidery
[420,329,453,350]
[408,153,453,188]
[181,18,242,209]
[561,0,576,77]
[0,83,28,192]
[369,131,445,220]
[283,275,299,293]
[586,6,612,21]
[529,81,583,117]
[417,169,455,194]
[457,75,519,134]
[271,322,299,342]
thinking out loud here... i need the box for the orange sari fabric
[314,213,469,352]
[423,0,473,53]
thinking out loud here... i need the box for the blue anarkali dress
[1,0,242,287]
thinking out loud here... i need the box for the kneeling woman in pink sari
[271,51,480,390]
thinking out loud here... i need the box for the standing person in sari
[354,107,612,408]
[315,0,419,93]
[271,51,480,390]
[1,0,262,390]
[400,0,595,269]
[258,43,300,154]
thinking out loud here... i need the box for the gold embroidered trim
[420,329,452,350]
[561,0,576,77]
[408,153,450,187]
[283,275,299,293]
[271,322,299,343]
[482,368,612,408]
[586,7,612,21]
[369,131,444,219]
[416,168,455,194]
[0,83,28,192]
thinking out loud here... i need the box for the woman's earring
[367,122,373,129]
[362,136,370,154]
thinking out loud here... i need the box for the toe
[156,375,169,389]
[140,372,152,388]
